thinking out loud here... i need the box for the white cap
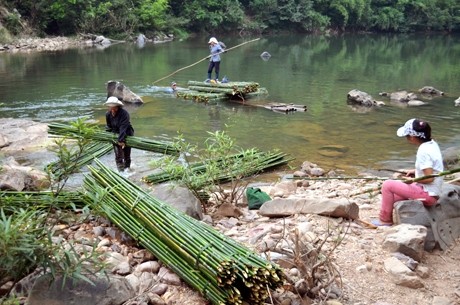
[208,37,218,44]
[396,118,425,138]
[104,96,124,107]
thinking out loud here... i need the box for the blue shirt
[209,44,223,62]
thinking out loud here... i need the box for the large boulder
[106,80,143,104]
[27,274,135,305]
[418,86,444,96]
[259,197,359,219]
[347,89,384,107]
[390,90,418,103]
[394,184,460,251]
[0,157,49,191]
[150,183,203,220]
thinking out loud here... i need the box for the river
[1,33,459,175]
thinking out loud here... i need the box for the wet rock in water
[418,86,444,96]
[347,89,377,106]
[317,145,349,157]
[407,100,426,106]
[106,80,144,104]
[455,96,460,106]
[390,90,417,103]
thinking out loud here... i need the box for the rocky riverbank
[0,34,173,53]
[1,118,460,305]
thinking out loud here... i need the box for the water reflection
[0,33,459,175]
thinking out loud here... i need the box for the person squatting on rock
[206,37,223,82]
[105,96,134,172]
[373,118,444,226]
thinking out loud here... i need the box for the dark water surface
[1,34,459,174]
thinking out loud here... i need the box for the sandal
[371,219,393,227]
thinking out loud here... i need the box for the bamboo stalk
[0,191,85,211]
[351,167,460,197]
[143,151,293,186]
[48,122,179,155]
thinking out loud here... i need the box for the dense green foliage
[1,0,459,38]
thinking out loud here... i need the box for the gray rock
[269,180,297,197]
[125,274,140,292]
[93,226,105,237]
[259,197,359,220]
[158,267,181,286]
[135,261,161,274]
[407,100,426,106]
[106,80,144,104]
[150,283,168,296]
[148,292,167,305]
[394,184,460,251]
[390,91,417,103]
[113,261,131,275]
[383,224,427,262]
[347,89,376,106]
[419,86,444,96]
[432,296,454,305]
[455,97,460,106]
[27,274,135,305]
[384,257,415,277]
[0,157,49,191]
[150,183,203,220]
[395,274,424,289]
[393,252,418,270]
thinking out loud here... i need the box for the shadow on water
[1,33,460,175]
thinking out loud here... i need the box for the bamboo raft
[176,81,268,103]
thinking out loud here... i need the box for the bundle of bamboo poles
[176,91,227,103]
[83,160,284,305]
[143,150,293,185]
[0,191,85,212]
[48,122,179,155]
[187,81,260,95]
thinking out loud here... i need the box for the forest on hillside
[0,0,459,39]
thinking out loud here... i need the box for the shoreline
[0,34,174,53]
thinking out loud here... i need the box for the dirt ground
[326,198,460,305]
[147,194,460,305]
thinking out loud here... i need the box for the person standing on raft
[206,37,223,83]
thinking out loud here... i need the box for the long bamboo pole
[351,167,460,197]
[152,38,261,85]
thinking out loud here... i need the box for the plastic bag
[246,187,271,210]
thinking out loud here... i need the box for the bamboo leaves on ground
[83,160,284,305]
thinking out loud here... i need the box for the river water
[1,34,459,175]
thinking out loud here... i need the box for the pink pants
[379,180,438,223]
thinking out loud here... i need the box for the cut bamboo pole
[48,122,179,155]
